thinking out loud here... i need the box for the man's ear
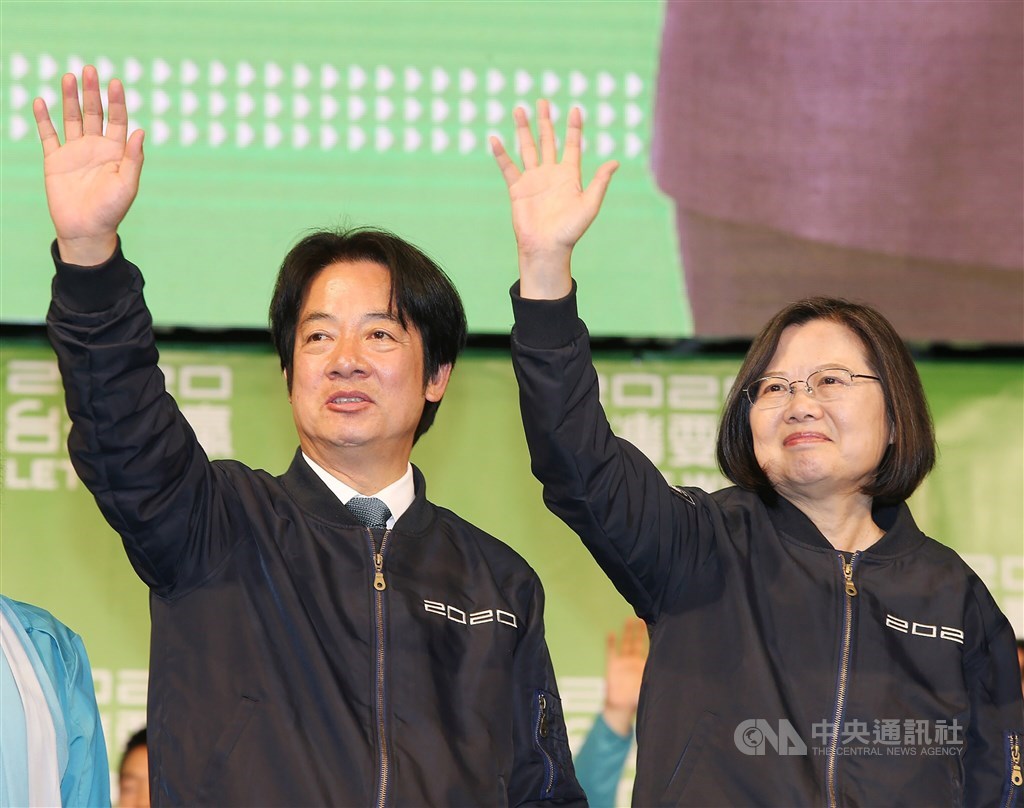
[425,363,453,403]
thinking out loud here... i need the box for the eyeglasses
[743,368,882,409]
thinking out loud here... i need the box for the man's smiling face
[289,259,450,483]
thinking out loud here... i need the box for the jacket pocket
[657,710,717,806]
[195,695,259,803]
[533,688,573,800]
[1002,731,1023,808]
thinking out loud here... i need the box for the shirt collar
[301,453,414,529]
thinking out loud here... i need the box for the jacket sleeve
[509,282,717,620]
[572,714,632,808]
[46,241,239,597]
[15,601,111,808]
[59,630,111,808]
[508,577,588,807]
[961,576,1024,806]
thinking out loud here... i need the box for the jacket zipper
[369,527,391,808]
[1006,732,1022,808]
[536,692,556,797]
[826,551,860,808]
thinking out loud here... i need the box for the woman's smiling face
[749,319,891,503]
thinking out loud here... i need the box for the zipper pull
[373,552,386,591]
[842,557,858,597]
[538,693,549,738]
[1011,733,1022,787]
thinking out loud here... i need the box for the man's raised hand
[34,65,144,266]
[490,100,617,299]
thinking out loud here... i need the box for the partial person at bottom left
[0,593,109,807]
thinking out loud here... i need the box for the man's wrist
[56,233,119,268]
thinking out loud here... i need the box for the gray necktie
[347,497,391,530]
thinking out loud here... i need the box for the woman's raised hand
[491,100,617,299]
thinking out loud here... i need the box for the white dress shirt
[301,453,414,529]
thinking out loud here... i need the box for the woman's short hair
[268,227,468,442]
[717,297,936,504]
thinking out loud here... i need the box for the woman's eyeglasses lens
[745,369,860,409]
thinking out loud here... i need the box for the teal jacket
[0,595,110,807]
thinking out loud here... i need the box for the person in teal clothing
[0,595,110,807]
[574,618,648,808]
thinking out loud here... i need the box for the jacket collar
[279,448,436,535]
[766,494,927,559]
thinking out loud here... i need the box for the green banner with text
[2,339,1021,801]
